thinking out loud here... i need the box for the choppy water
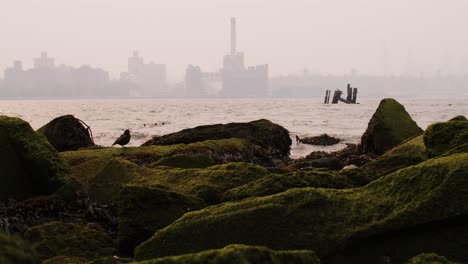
[0,98,466,158]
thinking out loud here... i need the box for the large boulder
[118,185,206,255]
[424,119,468,157]
[134,153,468,263]
[0,232,39,264]
[142,119,292,160]
[37,115,95,152]
[133,244,319,264]
[0,116,67,200]
[223,169,368,202]
[360,98,423,155]
[23,222,116,261]
[362,134,428,178]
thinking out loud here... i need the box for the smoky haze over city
[1,0,468,98]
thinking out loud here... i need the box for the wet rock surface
[142,119,292,160]
[37,115,95,152]
[300,134,341,146]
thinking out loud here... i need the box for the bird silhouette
[112,129,131,147]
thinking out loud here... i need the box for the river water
[0,98,466,158]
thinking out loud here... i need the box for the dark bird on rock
[113,129,131,147]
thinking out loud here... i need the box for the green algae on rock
[134,153,468,261]
[405,253,457,264]
[223,169,369,202]
[149,154,215,168]
[360,98,423,155]
[37,115,95,152]
[133,244,319,264]
[23,221,116,261]
[42,256,88,264]
[0,115,67,201]
[118,185,206,255]
[142,119,292,160]
[70,158,269,205]
[448,115,467,122]
[0,232,39,264]
[424,120,468,157]
[62,138,274,167]
[362,134,428,178]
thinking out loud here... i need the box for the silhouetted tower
[230,17,237,55]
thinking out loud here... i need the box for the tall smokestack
[230,17,236,55]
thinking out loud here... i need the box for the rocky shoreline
[0,98,467,264]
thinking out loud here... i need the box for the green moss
[448,115,467,122]
[141,163,270,204]
[42,256,88,264]
[223,169,369,202]
[118,185,206,255]
[149,154,215,169]
[61,138,271,167]
[360,98,423,155]
[0,232,39,264]
[133,244,319,264]
[142,119,292,160]
[424,120,468,157]
[23,222,116,261]
[70,156,269,205]
[406,253,457,264]
[134,153,468,261]
[0,116,67,200]
[362,134,428,178]
[86,158,147,204]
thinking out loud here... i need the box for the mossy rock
[0,115,67,201]
[0,232,39,264]
[360,98,423,155]
[405,253,457,264]
[62,138,273,167]
[142,119,292,160]
[362,134,428,178]
[37,115,95,152]
[448,115,467,122]
[424,120,468,157]
[42,256,88,264]
[118,185,206,255]
[86,158,147,204]
[23,222,116,261]
[149,154,215,169]
[223,169,369,202]
[142,163,270,204]
[134,153,468,261]
[70,157,269,205]
[133,244,319,264]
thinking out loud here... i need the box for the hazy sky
[1,0,467,81]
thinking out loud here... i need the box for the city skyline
[1,0,468,81]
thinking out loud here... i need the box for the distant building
[221,18,269,97]
[120,51,166,97]
[34,52,55,69]
[1,52,117,98]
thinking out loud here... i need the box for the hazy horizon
[1,0,468,81]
